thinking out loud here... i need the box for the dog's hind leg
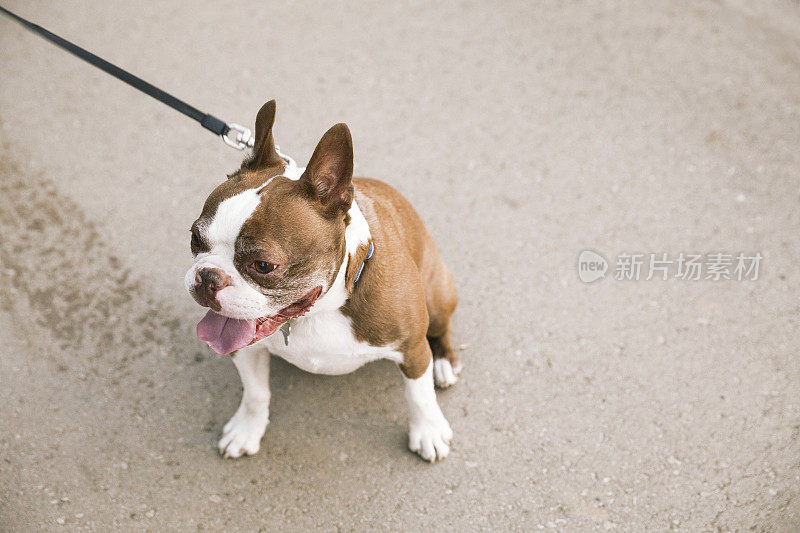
[425,259,460,388]
[402,346,453,462]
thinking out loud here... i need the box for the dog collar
[353,241,374,285]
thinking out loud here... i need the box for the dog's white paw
[408,413,453,462]
[218,406,268,458]
[433,358,461,388]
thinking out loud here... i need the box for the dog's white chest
[262,309,401,375]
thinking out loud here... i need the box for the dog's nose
[197,268,232,292]
[194,268,233,311]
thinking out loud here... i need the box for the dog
[185,101,460,462]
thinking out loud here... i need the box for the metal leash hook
[222,123,255,150]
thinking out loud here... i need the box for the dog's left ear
[246,100,283,169]
[300,123,354,216]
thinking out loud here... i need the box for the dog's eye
[190,231,202,251]
[251,261,276,275]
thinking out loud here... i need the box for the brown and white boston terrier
[185,101,460,462]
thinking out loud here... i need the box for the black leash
[0,5,254,150]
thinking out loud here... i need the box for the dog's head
[185,100,354,354]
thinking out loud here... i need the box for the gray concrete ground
[1,1,799,531]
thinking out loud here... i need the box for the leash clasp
[222,123,255,150]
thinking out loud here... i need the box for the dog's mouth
[196,286,322,355]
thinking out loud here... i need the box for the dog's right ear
[245,100,282,169]
[299,123,354,217]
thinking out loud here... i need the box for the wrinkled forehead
[198,169,282,222]
[239,181,331,250]
[194,168,326,252]
[193,169,287,244]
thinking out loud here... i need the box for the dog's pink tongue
[196,310,256,355]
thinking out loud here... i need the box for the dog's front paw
[408,414,453,463]
[218,407,269,458]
